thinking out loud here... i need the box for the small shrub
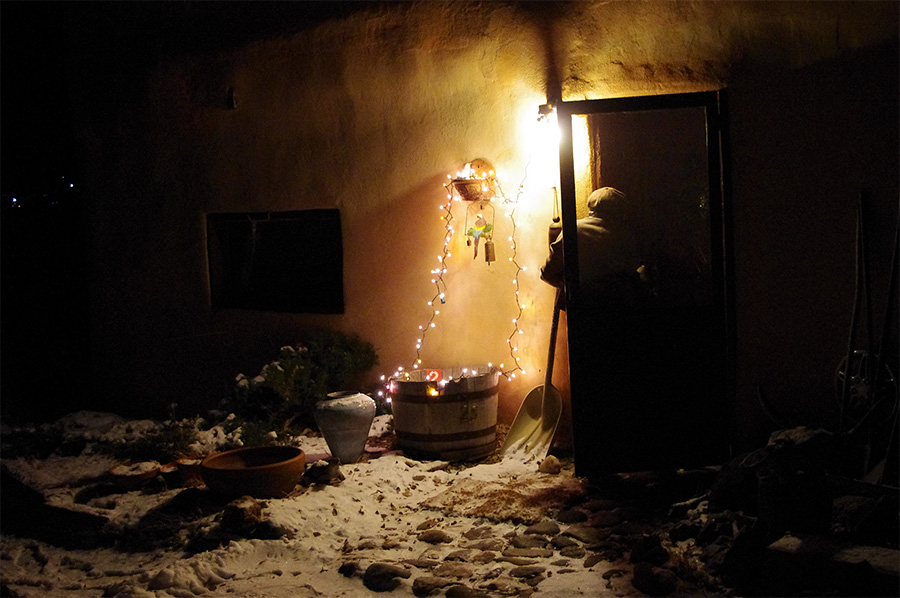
[221,329,378,434]
[97,416,202,463]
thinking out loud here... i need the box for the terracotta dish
[108,461,161,490]
[200,446,306,498]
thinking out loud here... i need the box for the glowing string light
[496,171,529,381]
[382,162,535,394]
[409,191,456,371]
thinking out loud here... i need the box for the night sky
[1,2,76,201]
[1,3,84,424]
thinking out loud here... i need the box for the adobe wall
[70,1,898,453]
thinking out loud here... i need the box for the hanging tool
[548,186,562,246]
[836,191,899,483]
[500,287,563,459]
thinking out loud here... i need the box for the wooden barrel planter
[389,367,499,461]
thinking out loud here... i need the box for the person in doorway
[540,186,655,471]
[540,186,647,307]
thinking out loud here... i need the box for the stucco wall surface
[72,1,898,455]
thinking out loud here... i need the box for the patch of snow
[187,421,243,455]
[109,461,160,476]
[54,411,127,434]
[4,454,118,490]
[53,413,163,445]
[369,414,393,437]
[1,411,640,598]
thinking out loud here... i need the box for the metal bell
[483,240,496,264]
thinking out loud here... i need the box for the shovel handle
[544,287,562,392]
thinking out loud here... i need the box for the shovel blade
[500,384,562,459]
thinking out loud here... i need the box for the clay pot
[159,462,181,486]
[108,461,160,491]
[200,446,306,498]
[176,457,204,486]
[314,391,376,464]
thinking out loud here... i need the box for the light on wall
[516,102,561,191]
[536,103,560,148]
[537,103,554,121]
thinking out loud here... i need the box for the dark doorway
[557,92,734,477]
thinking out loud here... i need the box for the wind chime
[446,158,497,264]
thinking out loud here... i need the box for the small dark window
[206,209,344,313]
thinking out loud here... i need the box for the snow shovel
[500,287,563,458]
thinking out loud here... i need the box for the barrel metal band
[389,385,499,404]
[396,424,497,442]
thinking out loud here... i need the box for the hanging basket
[451,178,494,203]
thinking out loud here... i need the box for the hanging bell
[483,240,496,264]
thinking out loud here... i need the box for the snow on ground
[1,412,636,597]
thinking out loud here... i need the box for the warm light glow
[519,103,560,189]
[572,114,591,194]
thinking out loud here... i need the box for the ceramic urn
[314,391,376,464]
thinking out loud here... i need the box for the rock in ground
[363,563,411,592]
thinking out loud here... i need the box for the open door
[557,91,734,477]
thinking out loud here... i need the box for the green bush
[99,416,201,463]
[222,330,378,433]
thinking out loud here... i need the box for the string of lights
[379,107,558,398]
[377,161,535,400]
[375,191,455,398]
[498,175,527,381]
[410,191,456,372]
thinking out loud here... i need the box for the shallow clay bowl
[108,461,161,491]
[200,446,306,498]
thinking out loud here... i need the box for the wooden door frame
[556,90,736,476]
